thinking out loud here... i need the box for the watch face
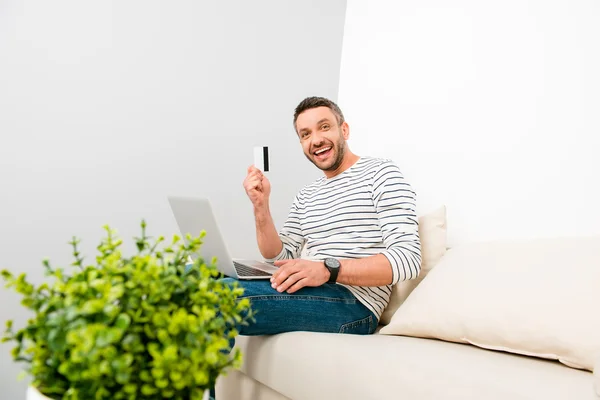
[325,258,340,269]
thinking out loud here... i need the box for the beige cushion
[595,357,600,396]
[380,236,600,372]
[230,332,595,400]
[379,205,447,325]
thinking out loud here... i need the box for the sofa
[216,207,600,399]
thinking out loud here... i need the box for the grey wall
[0,0,347,396]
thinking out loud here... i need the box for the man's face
[296,107,349,173]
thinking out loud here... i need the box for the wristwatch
[324,258,341,283]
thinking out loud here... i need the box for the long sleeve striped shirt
[266,156,422,319]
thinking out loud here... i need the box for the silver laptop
[167,196,278,280]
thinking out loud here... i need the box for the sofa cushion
[232,332,595,400]
[380,235,600,373]
[379,205,447,325]
[595,357,600,396]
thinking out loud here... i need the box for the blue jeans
[222,277,378,335]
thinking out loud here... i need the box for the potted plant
[2,221,253,400]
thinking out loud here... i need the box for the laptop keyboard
[233,262,272,277]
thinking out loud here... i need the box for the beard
[305,133,347,173]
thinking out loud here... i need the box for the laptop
[167,196,278,280]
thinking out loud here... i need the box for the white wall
[339,0,600,246]
[0,0,347,396]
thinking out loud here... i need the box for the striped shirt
[267,156,422,319]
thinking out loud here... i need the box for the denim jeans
[222,277,379,335]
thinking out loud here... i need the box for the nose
[310,131,325,148]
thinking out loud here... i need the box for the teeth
[315,147,331,155]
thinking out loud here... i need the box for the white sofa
[216,331,594,400]
[216,209,600,399]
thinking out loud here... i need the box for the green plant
[1,221,254,400]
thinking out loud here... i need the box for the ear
[341,121,350,140]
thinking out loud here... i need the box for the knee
[219,277,236,286]
[218,277,251,299]
[218,277,271,299]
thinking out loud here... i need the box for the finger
[286,277,309,294]
[272,266,291,287]
[247,167,263,179]
[248,169,262,178]
[273,263,301,287]
[273,259,293,278]
[275,270,305,293]
[245,170,262,182]
[244,177,263,191]
[271,266,280,282]
[271,260,288,281]
[246,175,264,189]
[273,259,290,268]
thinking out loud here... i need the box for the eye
[322,124,330,130]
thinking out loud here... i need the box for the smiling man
[232,96,422,336]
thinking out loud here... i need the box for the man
[231,96,421,335]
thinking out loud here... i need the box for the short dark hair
[293,96,345,131]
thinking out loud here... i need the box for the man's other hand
[271,259,330,294]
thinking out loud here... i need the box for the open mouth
[313,146,332,161]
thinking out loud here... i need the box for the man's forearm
[336,254,394,286]
[254,205,283,259]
